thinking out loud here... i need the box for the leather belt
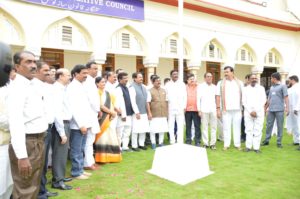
[26,132,46,139]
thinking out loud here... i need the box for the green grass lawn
[47,129,300,199]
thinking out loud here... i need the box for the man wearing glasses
[198,72,217,150]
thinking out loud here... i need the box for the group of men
[1,41,299,199]
[0,46,104,198]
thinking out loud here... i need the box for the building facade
[0,0,300,88]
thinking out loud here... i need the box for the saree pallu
[95,90,122,163]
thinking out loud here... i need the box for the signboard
[22,0,144,21]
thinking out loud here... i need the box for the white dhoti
[0,145,13,199]
[168,110,184,144]
[150,117,168,145]
[222,110,242,148]
[245,113,264,150]
[116,116,132,150]
[84,129,96,167]
[131,114,150,148]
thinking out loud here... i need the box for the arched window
[42,18,90,51]
[0,11,23,45]
[109,27,143,53]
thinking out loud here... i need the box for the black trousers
[39,125,53,198]
[51,121,70,185]
[185,111,201,144]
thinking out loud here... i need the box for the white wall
[64,51,91,70]
[115,55,136,82]
[156,58,173,83]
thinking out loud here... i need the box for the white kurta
[242,84,266,150]
[129,86,150,133]
[288,83,300,143]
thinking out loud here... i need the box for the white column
[91,51,106,77]
[144,63,158,86]
[178,0,184,82]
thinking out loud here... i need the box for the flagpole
[178,0,184,82]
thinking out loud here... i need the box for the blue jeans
[70,129,87,177]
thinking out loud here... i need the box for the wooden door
[102,54,115,75]
[41,48,64,69]
[136,56,148,85]
[206,62,220,85]
[261,67,277,91]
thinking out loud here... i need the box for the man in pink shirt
[185,73,201,146]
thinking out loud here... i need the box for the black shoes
[254,150,262,154]
[132,148,140,152]
[63,177,73,182]
[261,141,269,146]
[277,144,283,148]
[52,182,73,190]
[139,146,147,150]
[244,148,251,152]
[46,191,59,197]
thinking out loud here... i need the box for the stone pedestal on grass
[147,143,213,185]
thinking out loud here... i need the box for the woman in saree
[94,76,122,163]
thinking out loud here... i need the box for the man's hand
[217,109,221,119]
[294,110,298,116]
[285,107,289,116]
[198,111,202,118]
[60,135,68,144]
[18,158,32,179]
[80,127,88,135]
[250,111,257,118]
[136,113,141,120]
[148,113,152,120]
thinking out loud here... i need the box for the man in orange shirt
[185,73,201,146]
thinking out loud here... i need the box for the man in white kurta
[288,75,300,146]
[67,65,96,179]
[216,66,243,150]
[242,74,266,153]
[83,61,100,170]
[165,70,187,144]
[198,72,217,149]
[129,72,150,151]
[115,72,134,151]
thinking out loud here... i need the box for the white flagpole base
[147,143,214,185]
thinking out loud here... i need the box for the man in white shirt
[0,42,13,199]
[67,64,95,180]
[83,61,101,171]
[129,72,150,151]
[165,70,187,144]
[8,51,48,199]
[115,72,135,151]
[51,68,73,190]
[288,76,300,147]
[198,72,217,150]
[242,74,266,153]
[216,66,243,151]
[34,61,59,199]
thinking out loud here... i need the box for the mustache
[30,67,37,72]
